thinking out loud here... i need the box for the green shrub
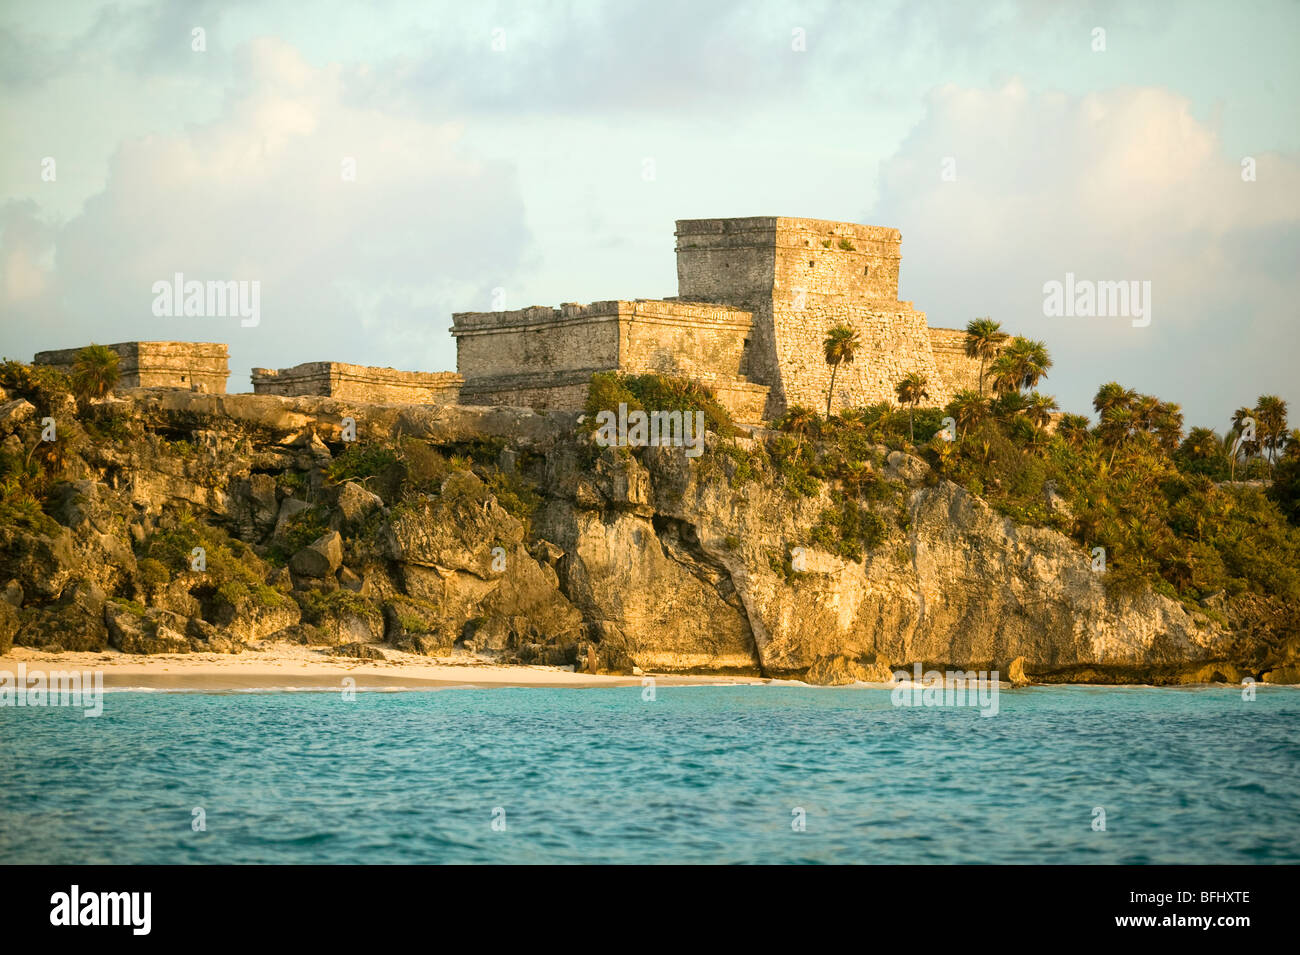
[810,492,889,561]
[297,588,381,625]
[141,513,286,609]
[82,408,132,443]
[583,371,735,439]
[482,467,543,533]
[265,505,330,566]
[929,399,1300,607]
[109,596,146,617]
[324,443,400,486]
[135,557,169,592]
[0,359,72,414]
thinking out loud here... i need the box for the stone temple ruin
[33,218,978,425]
[453,217,980,422]
[34,341,231,394]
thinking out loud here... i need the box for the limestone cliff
[0,388,1292,684]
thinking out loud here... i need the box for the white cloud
[0,37,529,385]
[873,80,1300,426]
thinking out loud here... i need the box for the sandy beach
[0,644,773,691]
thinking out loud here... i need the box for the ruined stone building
[453,217,981,422]
[32,218,978,424]
[34,341,230,393]
[32,342,465,407]
[250,361,462,405]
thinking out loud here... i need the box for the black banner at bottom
[2,864,1283,941]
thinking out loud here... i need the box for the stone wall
[452,299,766,422]
[457,369,594,411]
[675,217,948,416]
[250,362,462,405]
[617,299,754,382]
[927,327,983,397]
[771,300,946,414]
[452,303,623,381]
[34,341,229,393]
[711,381,771,425]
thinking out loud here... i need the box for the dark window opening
[808,259,815,268]
[864,266,870,276]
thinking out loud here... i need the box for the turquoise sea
[2,685,1297,864]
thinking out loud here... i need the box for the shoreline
[0,646,775,691]
[2,646,1295,692]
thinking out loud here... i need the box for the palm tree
[963,317,1008,395]
[822,324,860,417]
[991,389,1029,421]
[1025,392,1058,431]
[1255,395,1288,468]
[1229,406,1258,480]
[1002,337,1053,392]
[1056,413,1091,449]
[779,405,819,449]
[947,389,990,438]
[1093,382,1136,419]
[895,372,930,443]
[1132,394,1161,432]
[1099,406,1135,467]
[1151,401,1184,453]
[987,353,1021,396]
[1181,427,1223,462]
[839,460,874,497]
[835,407,870,431]
[71,343,121,403]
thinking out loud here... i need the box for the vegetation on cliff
[0,352,1295,680]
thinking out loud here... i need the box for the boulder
[384,472,524,576]
[266,623,325,645]
[1261,666,1300,685]
[183,616,240,653]
[0,398,35,434]
[208,597,300,644]
[382,596,453,652]
[273,498,311,539]
[0,525,77,599]
[334,481,384,528]
[804,654,893,686]
[294,592,384,645]
[104,601,148,650]
[105,602,192,654]
[0,600,17,654]
[390,633,448,656]
[247,473,279,528]
[332,642,386,660]
[1006,656,1030,686]
[15,579,109,652]
[47,480,121,535]
[290,530,343,578]
[884,450,930,483]
[128,625,192,655]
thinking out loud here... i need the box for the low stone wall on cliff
[250,362,462,405]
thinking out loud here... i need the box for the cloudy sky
[1,0,1296,428]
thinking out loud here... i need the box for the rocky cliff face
[0,388,1291,683]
